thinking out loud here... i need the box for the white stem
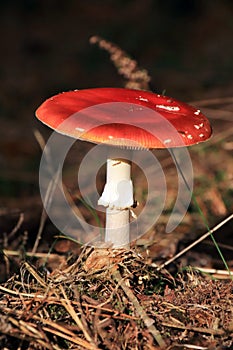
[98,157,134,248]
[105,208,130,247]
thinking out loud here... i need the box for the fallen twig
[112,268,166,348]
[157,214,233,271]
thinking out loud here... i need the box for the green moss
[214,169,226,183]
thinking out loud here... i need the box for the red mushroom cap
[35,88,212,149]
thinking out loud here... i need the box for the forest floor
[0,31,233,349]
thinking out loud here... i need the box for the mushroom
[36,87,212,248]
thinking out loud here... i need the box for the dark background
[0,0,232,209]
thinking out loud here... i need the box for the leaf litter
[0,245,233,349]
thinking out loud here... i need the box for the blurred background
[0,1,232,258]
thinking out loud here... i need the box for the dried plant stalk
[90,35,151,90]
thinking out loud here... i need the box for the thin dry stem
[90,35,151,90]
[157,214,233,271]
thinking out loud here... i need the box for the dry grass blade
[24,261,48,288]
[32,130,50,255]
[5,317,53,350]
[190,96,233,107]
[157,214,233,271]
[0,285,48,299]
[4,312,92,349]
[3,249,59,259]
[7,212,24,239]
[194,267,233,279]
[42,326,95,349]
[169,344,208,349]
[161,321,224,336]
[31,171,59,255]
[59,285,99,349]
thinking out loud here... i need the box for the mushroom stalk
[98,157,134,248]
